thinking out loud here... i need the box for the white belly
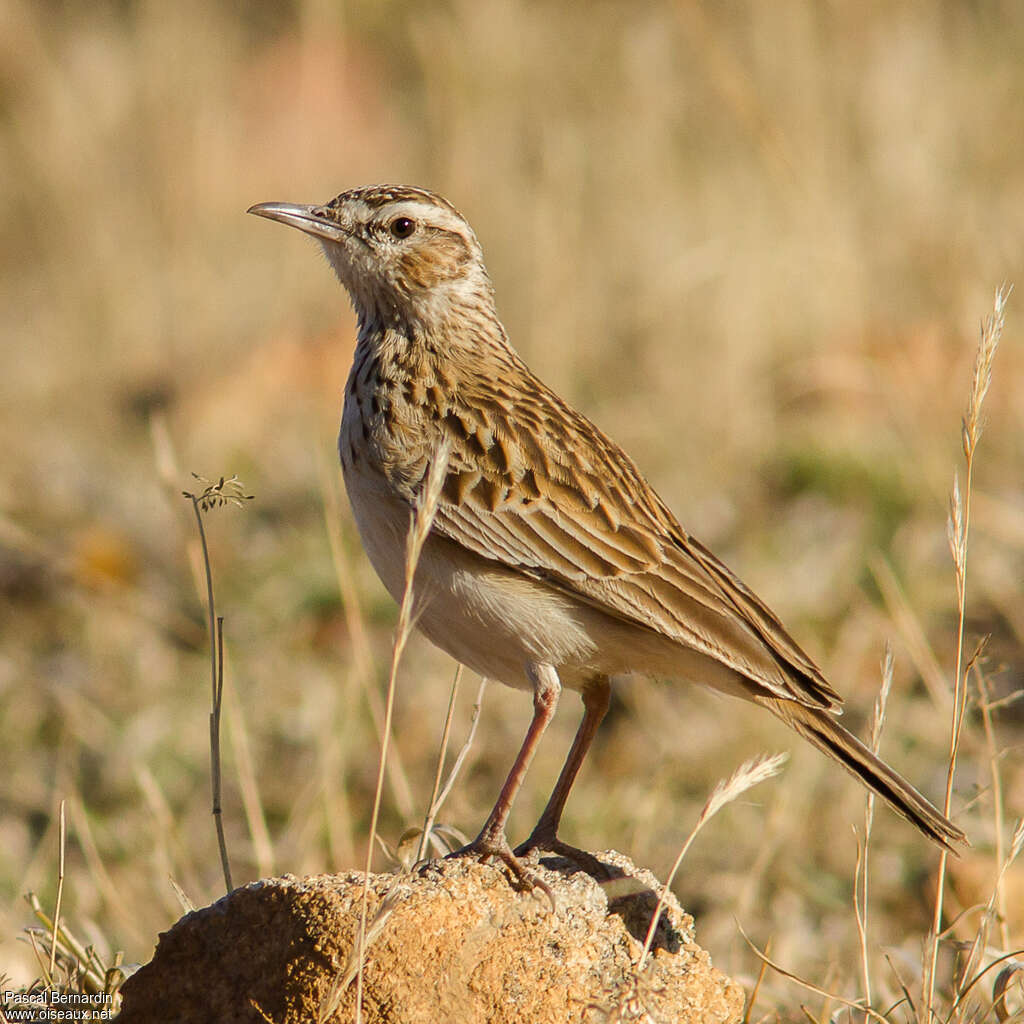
[340,447,604,690]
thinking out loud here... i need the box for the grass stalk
[854,646,894,1009]
[415,664,464,864]
[319,452,416,819]
[48,800,66,980]
[739,926,892,1024]
[414,672,489,862]
[950,818,1024,1019]
[974,662,1009,952]
[354,442,451,1024]
[431,676,488,826]
[637,752,787,972]
[922,285,1009,1020]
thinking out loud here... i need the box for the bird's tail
[761,697,967,852]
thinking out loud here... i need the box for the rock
[116,850,744,1023]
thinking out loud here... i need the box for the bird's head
[249,185,494,334]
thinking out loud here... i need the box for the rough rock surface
[117,849,744,1023]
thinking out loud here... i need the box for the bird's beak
[247,202,349,243]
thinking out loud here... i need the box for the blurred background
[1,0,1021,1011]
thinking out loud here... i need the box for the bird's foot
[447,831,555,908]
[514,827,611,880]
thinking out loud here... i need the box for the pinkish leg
[449,663,561,894]
[515,675,611,876]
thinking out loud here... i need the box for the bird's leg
[449,663,560,891]
[515,675,611,875]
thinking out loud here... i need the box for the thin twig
[225,662,275,879]
[211,615,232,892]
[183,475,251,894]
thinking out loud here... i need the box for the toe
[447,834,556,907]
[515,833,610,880]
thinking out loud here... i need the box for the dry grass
[639,751,790,974]
[2,2,1023,1019]
[352,438,450,1023]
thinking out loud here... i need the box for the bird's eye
[389,216,416,239]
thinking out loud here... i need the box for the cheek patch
[398,231,471,290]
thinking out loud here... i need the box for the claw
[514,829,611,880]
[447,834,556,910]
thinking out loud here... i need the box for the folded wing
[426,368,841,712]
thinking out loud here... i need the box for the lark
[249,185,964,879]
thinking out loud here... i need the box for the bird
[248,185,965,882]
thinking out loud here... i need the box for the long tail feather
[761,698,967,852]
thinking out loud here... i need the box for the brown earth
[116,849,744,1023]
